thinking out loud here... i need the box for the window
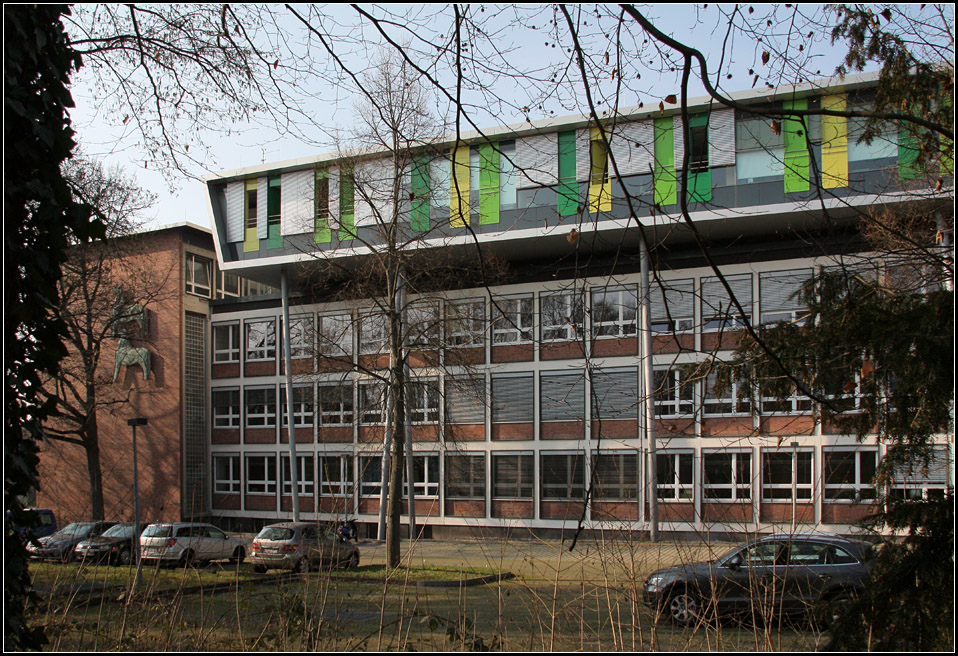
[358,381,385,425]
[541,453,585,500]
[213,455,240,494]
[491,295,533,344]
[701,274,752,332]
[407,303,440,348]
[286,315,313,359]
[590,133,610,185]
[499,141,517,210]
[445,376,485,425]
[492,453,534,499]
[319,313,353,357]
[762,450,813,501]
[245,386,276,428]
[445,454,485,499]
[404,454,440,498]
[824,371,866,414]
[888,446,951,500]
[687,120,709,172]
[760,379,811,415]
[319,455,353,496]
[185,253,212,297]
[653,368,695,417]
[760,269,811,326]
[593,452,638,500]
[703,451,752,501]
[281,454,314,496]
[824,449,877,501]
[359,455,382,496]
[445,299,485,347]
[592,287,637,337]
[359,311,388,354]
[591,369,639,420]
[213,323,240,363]
[246,319,276,361]
[245,187,258,229]
[280,385,314,427]
[409,379,440,424]
[318,381,354,426]
[650,279,695,333]
[245,454,277,495]
[491,374,534,424]
[212,389,240,429]
[735,109,785,181]
[540,372,585,422]
[540,292,585,341]
[217,271,241,299]
[703,369,752,416]
[656,452,694,501]
[267,174,281,247]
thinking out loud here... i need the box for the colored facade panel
[339,168,355,240]
[783,98,810,193]
[654,118,677,206]
[410,155,430,232]
[266,175,282,249]
[450,145,470,228]
[244,178,258,253]
[687,113,712,203]
[479,143,500,225]
[314,167,331,244]
[821,94,849,189]
[589,127,612,213]
[557,130,578,216]
[898,123,924,180]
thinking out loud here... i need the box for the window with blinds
[591,369,638,420]
[491,374,534,424]
[760,269,812,325]
[540,372,586,422]
[701,274,752,332]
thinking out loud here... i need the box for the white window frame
[591,286,637,338]
[319,454,354,497]
[359,311,388,354]
[540,291,585,342]
[824,448,878,502]
[281,454,315,496]
[403,454,440,498]
[492,452,534,500]
[244,386,276,428]
[444,453,486,499]
[703,369,753,417]
[761,449,814,501]
[491,295,533,344]
[359,455,383,497]
[408,378,440,424]
[185,252,212,297]
[540,452,585,500]
[592,451,639,500]
[358,381,385,425]
[702,450,752,502]
[280,384,315,427]
[653,368,695,417]
[286,315,313,360]
[445,298,485,347]
[245,319,276,361]
[213,454,241,494]
[656,451,695,501]
[319,312,353,358]
[760,380,812,415]
[212,388,240,429]
[212,322,240,363]
[318,381,354,426]
[245,454,277,495]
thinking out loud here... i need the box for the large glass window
[246,319,276,361]
[409,378,440,424]
[592,287,637,337]
[492,453,534,499]
[319,313,353,358]
[703,451,752,501]
[319,455,353,496]
[703,369,752,416]
[213,323,240,363]
[887,446,951,500]
[245,386,276,428]
[358,381,385,425]
[540,372,586,422]
[650,279,695,333]
[762,450,813,501]
[318,381,354,426]
[286,315,313,359]
[359,455,382,496]
[359,312,388,354]
[245,454,277,495]
[541,453,585,500]
[212,388,240,429]
[824,449,877,501]
[540,292,585,342]
[403,455,440,498]
[445,299,485,347]
[280,385,315,427]
[491,295,533,344]
[653,368,695,417]
[760,269,812,326]
[281,454,315,496]
[185,253,212,297]
[656,452,694,501]
[407,302,440,348]
[593,452,638,500]
[701,274,752,332]
[213,455,240,494]
[445,454,486,499]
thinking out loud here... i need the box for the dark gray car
[26,521,118,562]
[643,533,874,627]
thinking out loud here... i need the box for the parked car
[250,521,360,573]
[75,523,144,565]
[139,522,246,567]
[643,533,874,627]
[7,508,58,540]
[26,521,118,562]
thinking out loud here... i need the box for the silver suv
[140,522,246,567]
[250,521,359,573]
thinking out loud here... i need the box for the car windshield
[256,527,294,541]
[101,524,136,538]
[142,525,174,538]
[56,523,93,537]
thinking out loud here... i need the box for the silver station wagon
[139,522,247,567]
[250,521,359,573]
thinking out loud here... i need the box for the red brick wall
[491,343,534,363]
[280,427,315,443]
[541,341,585,360]
[593,419,638,439]
[760,502,814,523]
[244,360,276,377]
[212,429,241,445]
[444,347,484,366]
[592,501,639,521]
[541,421,585,440]
[652,334,694,354]
[318,426,353,443]
[491,500,533,518]
[540,499,586,520]
[759,415,815,436]
[592,337,637,357]
[245,495,277,511]
[491,422,534,440]
[821,502,875,524]
[445,499,485,517]
[445,423,484,442]
[702,502,753,523]
[212,363,240,378]
[213,494,241,511]
[701,417,753,437]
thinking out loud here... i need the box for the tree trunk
[85,413,105,520]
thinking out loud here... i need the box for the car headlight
[645,575,668,591]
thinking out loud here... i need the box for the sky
[64,4,871,232]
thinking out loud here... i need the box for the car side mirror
[727,555,743,571]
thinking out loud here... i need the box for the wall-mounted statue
[111,287,151,382]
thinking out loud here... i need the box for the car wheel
[230,546,246,564]
[180,549,196,568]
[116,548,132,567]
[59,549,73,564]
[666,588,700,627]
[292,557,305,574]
[819,591,856,630]
[253,564,267,574]
[344,552,359,570]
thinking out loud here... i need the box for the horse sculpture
[113,337,151,382]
